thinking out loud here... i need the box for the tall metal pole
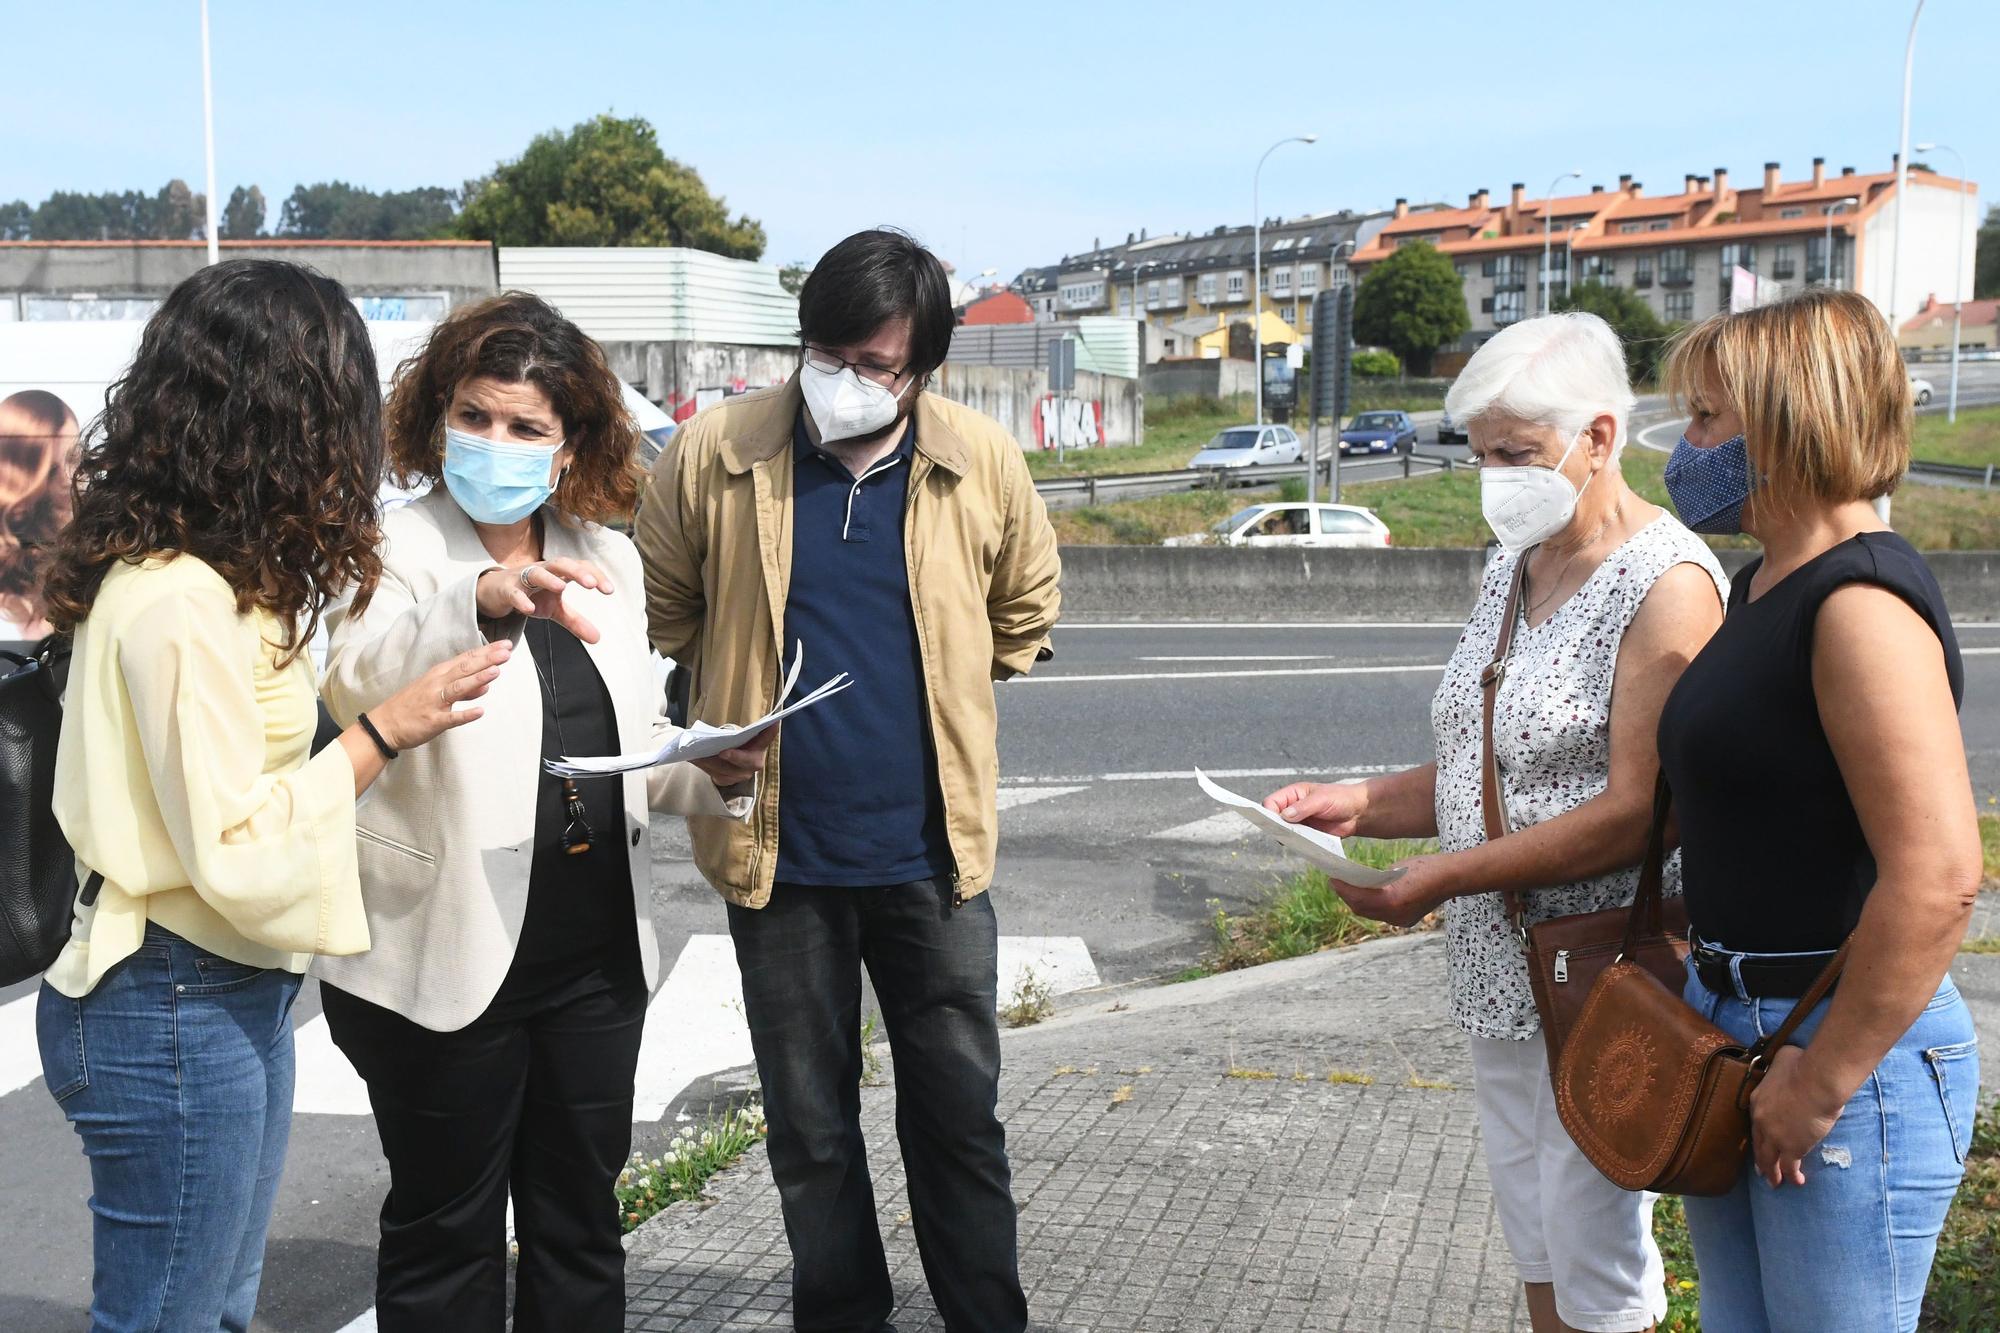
[1882,0,1924,525]
[1541,169,1580,315]
[1253,135,1317,426]
[200,0,219,263]
[1918,143,1969,421]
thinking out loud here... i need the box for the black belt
[1690,938,1841,1000]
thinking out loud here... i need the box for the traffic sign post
[1308,287,1354,502]
[1048,337,1077,463]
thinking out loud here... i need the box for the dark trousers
[320,960,647,1333]
[727,878,1027,1333]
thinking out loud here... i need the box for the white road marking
[998,936,1101,999]
[1634,418,1683,453]
[1000,765,1402,785]
[1960,646,2000,655]
[291,1012,372,1117]
[1139,655,1350,662]
[0,992,42,1099]
[334,1312,376,1333]
[994,785,1087,811]
[1151,812,1253,845]
[1056,621,1462,630]
[1021,663,1447,685]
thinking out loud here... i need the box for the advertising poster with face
[0,389,79,647]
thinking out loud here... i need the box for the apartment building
[1346,158,1977,352]
[1012,209,1398,360]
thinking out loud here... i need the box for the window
[1648,220,1671,232]
[1281,306,1295,323]
[1226,271,1246,299]
[1634,254,1654,288]
[1165,276,1183,303]
[1779,207,1806,220]
[1197,273,1217,303]
[1272,267,1293,297]
[1620,222,1643,234]
[1664,290,1694,321]
[1493,290,1526,324]
[1660,248,1692,285]
[1119,291,1132,315]
[1298,265,1319,295]
[1719,243,1755,272]
[1771,244,1797,280]
[1164,337,1177,355]
[1480,296,1495,313]
[1147,280,1161,308]
[1317,510,1376,535]
[1806,236,1843,284]
[1580,256,1616,282]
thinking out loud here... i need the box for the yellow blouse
[44,556,368,998]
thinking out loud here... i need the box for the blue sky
[6,1,1995,280]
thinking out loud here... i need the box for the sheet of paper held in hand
[543,642,853,778]
[1192,769,1407,889]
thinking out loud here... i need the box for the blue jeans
[1680,960,1978,1333]
[37,925,302,1332]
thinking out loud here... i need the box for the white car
[1189,424,1303,470]
[1164,502,1393,549]
[1910,375,1935,406]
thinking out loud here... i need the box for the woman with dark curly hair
[0,389,78,643]
[316,293,768,1332]
[35,259,511,1331]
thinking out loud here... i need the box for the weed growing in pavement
[1326,1070,1376,1087]
[1963,937,2000,955]
[859,1011,886,1085]
[1196,839,1440,975]
[616,1102,767,1234]
[1001,967,1056,1027]
[1109,1085,1134,1106]
[1224,1067,1278,1081]
[1404,1075,1456,1091]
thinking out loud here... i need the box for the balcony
[1771,265,1797,281]
[1661,270,1694,288]
[1633,273,1654,289]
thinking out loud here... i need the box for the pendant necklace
[529,619,595,856]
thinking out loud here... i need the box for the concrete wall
[1054,546,2000,622]
[929,363,1141,450]
[1142,358,1257,402]
[601,340,798,421]
[0,241,497,310]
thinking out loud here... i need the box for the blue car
[1338,410,1419,456]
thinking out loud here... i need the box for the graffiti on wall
[1033,395,1103,451]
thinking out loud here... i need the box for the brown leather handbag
[1480,551,1691,1068]
[1553,788,1849,1196]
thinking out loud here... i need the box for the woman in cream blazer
[316,295,767,1333]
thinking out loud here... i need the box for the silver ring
[519,565,537,588]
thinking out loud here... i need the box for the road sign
[1048,337,1076,392]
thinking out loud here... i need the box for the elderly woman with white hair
[1266,312,1726,1333]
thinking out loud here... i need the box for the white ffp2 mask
[1479,430,1596,551]
[800,360,903,443]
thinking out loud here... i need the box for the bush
[1351,349,1402,379]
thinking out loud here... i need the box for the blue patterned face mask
[1663,432,1755,535]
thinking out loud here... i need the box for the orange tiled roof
[1376,205,1497,237]
[1902,294,2000,331]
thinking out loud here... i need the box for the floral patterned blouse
[1431,514,1727,1041]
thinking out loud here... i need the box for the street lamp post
[1821,198,1857,289]
[1883,0,1925,526]
[1540,169,1581,315]
[1254,134,1318,426]
[1916,142,1970,422]
[1562,227,1581,303]
[199,0,219,265]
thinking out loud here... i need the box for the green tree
[1976,204,2000,301]
[1352,241,1469,376]
[0,200,32,240]
[221,185,266,238]
[1350,348,1401,378]
[279,181,456,239]
[455,113,765,258]
[26,181,204,240]
[778,262,810,295]
[1553,279,1675,385]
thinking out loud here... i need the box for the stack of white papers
[544,642,853,778]
[1193,769,1408,888]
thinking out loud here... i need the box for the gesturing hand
[370,641,513,750]
[1748,1044,1846,1188]
[1263,780,1368,838]
[475,559,611,644]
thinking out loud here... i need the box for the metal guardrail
[1909,458,1997,488]
[1032,451,1464,505]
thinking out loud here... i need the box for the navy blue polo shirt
[776,412,953,886]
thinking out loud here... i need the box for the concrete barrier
[1055,546,2000,623]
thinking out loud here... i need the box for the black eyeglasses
[802,345,908,389]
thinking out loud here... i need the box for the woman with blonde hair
[1657,287,1980,1332]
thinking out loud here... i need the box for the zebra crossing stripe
[0,993,41,1099]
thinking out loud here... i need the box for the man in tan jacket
[636,229,1060,1332]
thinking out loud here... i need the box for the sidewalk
[622,926,2000,1333]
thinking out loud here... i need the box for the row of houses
[1004,157,1983,364]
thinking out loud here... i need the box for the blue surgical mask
[1663,432,1755,535]
[441,426,564,525]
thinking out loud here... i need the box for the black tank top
[1657,532,1964,953]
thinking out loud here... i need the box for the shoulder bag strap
[1618,771,1673,955]
[1482,551,1530,937]
[1746,938,1851,1076]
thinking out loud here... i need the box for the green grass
[1649,1096,2000,1331]
[1912,404,2000,469]
[616,1101,768,1233]
[1981,811,1999,881]
[1200,839,1439,974]
[1048,485,1277,546]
